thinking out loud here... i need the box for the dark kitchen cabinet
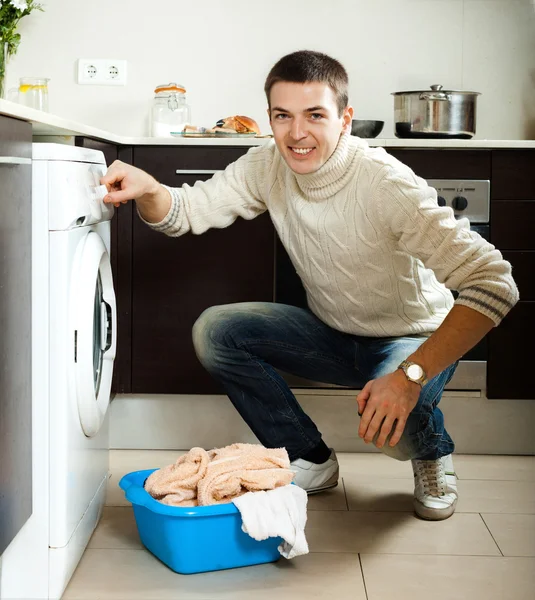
[491,150,535,201]
[386,149,491,180]
[109,144,534,399]
[387,148,535,399]
[487,302,534,400]
[127,146,275,394]
[487,150,535,399]
[0,115,33,554]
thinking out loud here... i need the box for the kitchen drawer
[490,200,535,249]
[134,146,251,186]
[0,115,31,158]
[385,149,491,180]
[492,150,535,200]
[503,251,535,301]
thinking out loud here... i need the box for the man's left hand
[356,370,421,448]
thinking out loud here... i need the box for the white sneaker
[412,454,458,520]
[290,449,339,494]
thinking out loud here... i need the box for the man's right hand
[100,160,172,223]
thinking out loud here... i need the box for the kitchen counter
[1,99,535,148]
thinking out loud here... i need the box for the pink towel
[144,443,294,507]
[144,447,209,507]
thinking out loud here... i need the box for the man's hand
[100,160,171,222]
[356,370,420,448]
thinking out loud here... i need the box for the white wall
[5,0,535,138]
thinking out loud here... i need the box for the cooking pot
[392,85,480,139]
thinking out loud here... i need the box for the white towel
[233,484,309,559]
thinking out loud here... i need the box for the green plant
[0,0,44,57]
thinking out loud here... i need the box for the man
[102,50,518,521]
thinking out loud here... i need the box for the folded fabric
[198,443,294,505]
[144,447,209,507]
[144,443,294,507]
[233,484,309,559]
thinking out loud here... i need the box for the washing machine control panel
[48,162,115,231]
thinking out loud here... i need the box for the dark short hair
[264,50,349,117]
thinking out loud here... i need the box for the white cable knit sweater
[146,133,519,337]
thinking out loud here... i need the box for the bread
[215,115,261,135]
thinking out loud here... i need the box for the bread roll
[215,116,261,135]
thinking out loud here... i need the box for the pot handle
[420,84,451,101]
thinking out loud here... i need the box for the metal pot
[392,85,480,139]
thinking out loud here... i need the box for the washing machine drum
[71,231,117,437]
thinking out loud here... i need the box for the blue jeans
[192,302,456,462]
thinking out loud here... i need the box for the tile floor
[64,452,535,600]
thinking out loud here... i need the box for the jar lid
[154,83,186,94]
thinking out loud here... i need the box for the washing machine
[0,143,116,599]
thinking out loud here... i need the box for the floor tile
[482,513,535,557]
[305,511,500,556]
[63,549,366,599]
[456,480,535,514]
[337,451,413,479]
[88,507,141,550]
[344,477,414,512]
[306,478,348,511]
[345,477,535,515]
[360,554,535,600]
[454,455,535,482]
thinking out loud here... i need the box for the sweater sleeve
[373,166,519,326]
[139,144,271,236]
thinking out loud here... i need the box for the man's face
[268,81,353,175]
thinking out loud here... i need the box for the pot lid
[392,84,480,95]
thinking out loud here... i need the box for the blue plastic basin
[119,469,282,574]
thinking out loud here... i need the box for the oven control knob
[437,195,447,207]
[452,196,468,211]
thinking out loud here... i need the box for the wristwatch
[397,360,429,387]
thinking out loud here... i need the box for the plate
[170,132,216,138]
[214,131,258,137]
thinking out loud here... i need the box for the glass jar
[150,83,191,137]
[8,77,50,111]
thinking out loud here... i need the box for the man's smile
[289,147,315,157]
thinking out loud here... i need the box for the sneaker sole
[413,497,458,521]
[305,469,340,495]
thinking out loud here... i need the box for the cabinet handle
[0,156,32,165]
[175,169,223,175]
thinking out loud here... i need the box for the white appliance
[0,144,116,599]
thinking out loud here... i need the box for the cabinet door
[0,115,32,554]
[491,150,535,200]
[487,302,535,399]
[487,149,535,400]
[131,146,275,394]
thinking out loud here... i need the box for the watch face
[406,364,424,380]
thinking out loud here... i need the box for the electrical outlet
[77,59,127,86]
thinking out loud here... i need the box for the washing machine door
[71,231,117,437]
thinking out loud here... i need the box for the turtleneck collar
[292,132,364,200]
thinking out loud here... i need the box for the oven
[274,179,490,392]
